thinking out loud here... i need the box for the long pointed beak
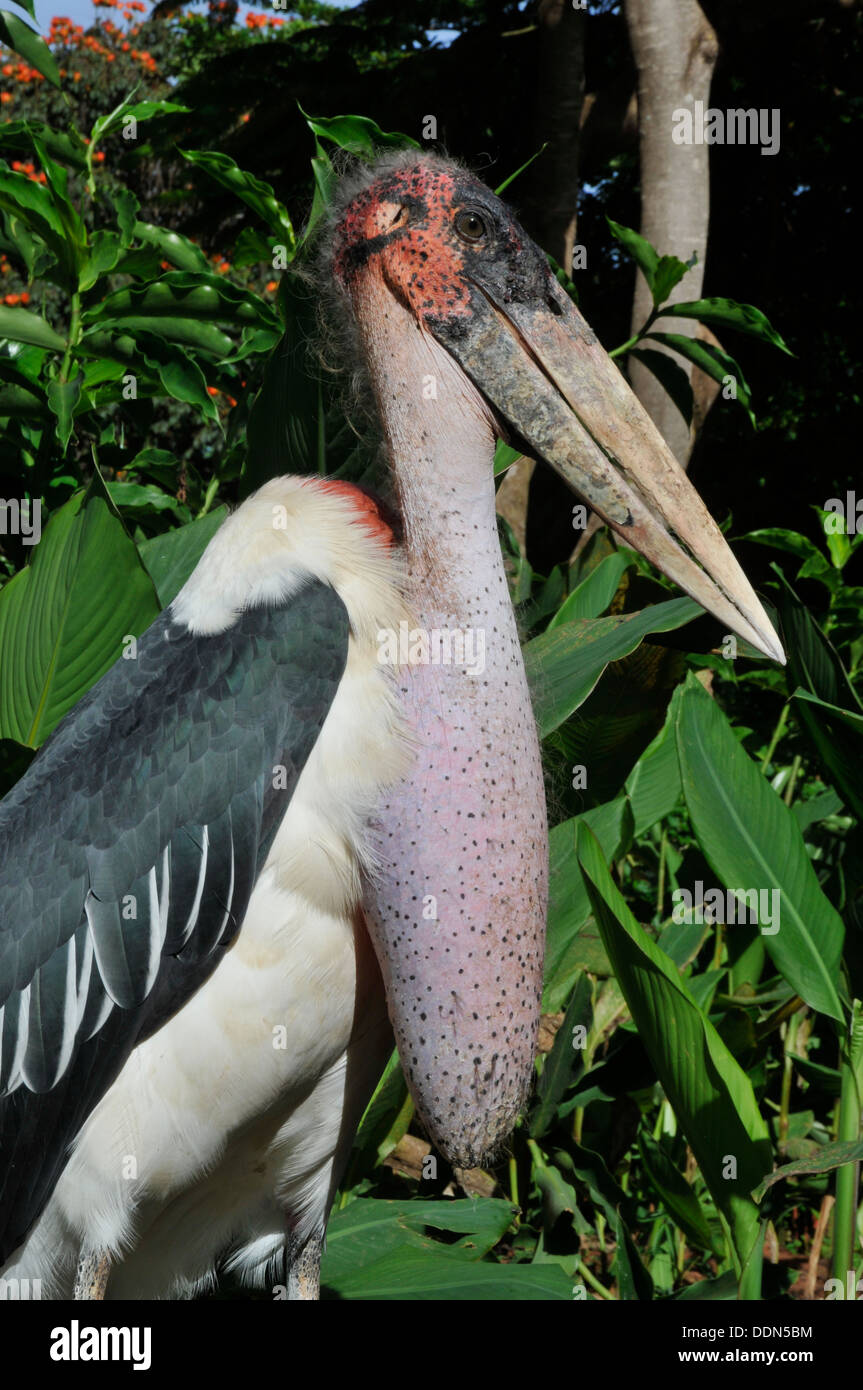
[436,283,785,664]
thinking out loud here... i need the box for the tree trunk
[624,0,718,465]
[526,0,587,273]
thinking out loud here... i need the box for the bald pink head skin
[333,158,547,1166]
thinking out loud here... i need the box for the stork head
[332,154,784,663]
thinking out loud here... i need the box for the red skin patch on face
[334,165,473,327]
[316,479,394,549]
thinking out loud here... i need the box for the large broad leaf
[324,1197,515,1280]
[674,674,845,1021]
[321,1197,569,1299]
[545,797,630,1006]
[137,508,227,607]
[624,704,682,834]
[323,1248,572,1300]
[0,471,160,747]
[576,822,772,1284]
[548,551,631,627]
[526,596,700,737]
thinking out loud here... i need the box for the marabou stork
[0,153,784,1301]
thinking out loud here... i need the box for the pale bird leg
[73,1249,111,1299]
[287,1236,321,1301]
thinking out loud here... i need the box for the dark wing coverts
[0,578,349,1263]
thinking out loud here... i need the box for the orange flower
[265,280,278,292]
[19,291,30,305]
[0,93,13,104]
[207,386,219,396]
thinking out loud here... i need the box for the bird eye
[455,210,488,244]
[389,205,410,229]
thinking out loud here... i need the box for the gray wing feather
[0,577,350,1264]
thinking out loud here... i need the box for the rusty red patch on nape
[316,479,394,549]
[333,164,473,327]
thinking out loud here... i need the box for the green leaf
[133,333,219,423]
[230,224,276,269]
[559,1142,653,1300]
[244,273,321,489]
[638,1130,721,1254]
[320,1196,570,1299]
[624,704,682,835]
[91,97,189,149]
[106,482,190,523]
[661,297,792,355]
[494,142,548,196]
[137,508,227,607]
[753,1138,863,1203]
[651,252,696,307]
[548,551,631,627]
[493,439,522,476]
[674,674,845,1021]
[0,166,76,284]
[525,596,701,737]
[0,303,65,351]
[179,148,296,252]
[323,1246,572,1300]
[643,332,755,426]
[83,272,276,332]
[545,797,629,1007]
[0,356,47,415]
[46,372,82,452]
[301,107,419,157]
[629,347,694,425]
[132,221,208,274]
[530,973,592,1136]
[576,821,772,1277]
[774,571,863,823]
[606,218,659,291]
[0,10,61,86]
[0,471,160,746]
[350,1049,410,1170]
[109,186,140,247]
[79,229,124,291]
[0,121,87,170]
[84,316,233,360]
[302,141,338,248]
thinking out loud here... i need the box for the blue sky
[25,0,458,44]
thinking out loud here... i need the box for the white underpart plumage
[3,477,412,1299]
